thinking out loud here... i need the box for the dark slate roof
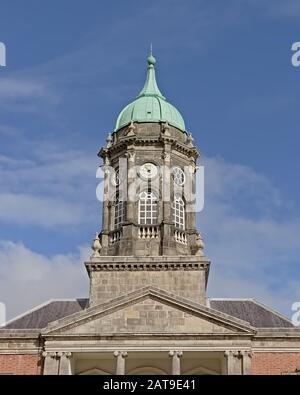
[209,299,293,328]
[3,297,293,330]
[4,299,88,329]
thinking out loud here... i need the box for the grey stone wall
[65,298,234,335]
[89,269,206,306]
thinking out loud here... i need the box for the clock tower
[86,53,210,307]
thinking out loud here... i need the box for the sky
[0,0,300,320]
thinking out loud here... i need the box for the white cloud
[202,157,300,316]
[0,193,88,227]
[0,146,99,227]
[0,240,89,320]
[0,77,56,101]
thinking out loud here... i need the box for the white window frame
[173,195,185,230]
[114,196,125,229]
[138,191,158,225]
[173,167,186,186]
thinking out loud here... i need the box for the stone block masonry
[86,256,210,307]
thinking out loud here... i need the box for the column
[100,155,111,253]
[42,352,59,375]
[169,350,183,375]
[125,151,135,223]
[241,351,252,375]
[162,149,171,223]
[162,146,173,255]
[114,351,128,375]
[224,351,242,375]
[58,352,72,375]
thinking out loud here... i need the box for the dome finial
[114,52,185,132]
[147,43,156,66]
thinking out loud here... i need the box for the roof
[4,299,88,329]
[115,53,186,132]
[2,297,293,330]
[209,299,293,328]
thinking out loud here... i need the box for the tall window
[139,191,158,225]
[113,168,125,229]
[114,194,125,229]
[173,196,185,230]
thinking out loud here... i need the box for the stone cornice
[85,261,209,272]
[254,328,300,337]
[98,137,198,159]
[85,255,210,283]
[0,329,41,338]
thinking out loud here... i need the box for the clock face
[139,163,158,180]
[173,167,185,186]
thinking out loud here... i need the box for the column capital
[240,350,253,358]
[42,351,58,358]
[169,350,183,358]
[57,351,72,358]
[224,350,241,358]
[113,351,128,358]
[125,151,136,163]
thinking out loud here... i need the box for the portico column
[58,352,72,375]
[169,350,183,375]
[241,351,252,375]
[224,351,242,375]
[114,351,128,375]
[42,352,59,375]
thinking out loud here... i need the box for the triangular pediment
[43,287,255,335]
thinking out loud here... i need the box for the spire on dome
[114,51,186,132]
[137,49,165,100]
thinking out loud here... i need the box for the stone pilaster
[42,352,59,375]
[125,150,135,224]
[224,350,242,375]
[169,350,183,375]
[109,202,115,232]
[100,155,111,254]
[241,351,252,375]
[114,351,128,375]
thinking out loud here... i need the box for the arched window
[173,196,185,230]
[139,191,158,225]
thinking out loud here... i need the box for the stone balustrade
[110,230,122,244]
[138,226,159,239]
[174,229,187,244]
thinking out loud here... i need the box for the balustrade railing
[174,229,187,244]
[139,226,159,239]
[110,230,122,244]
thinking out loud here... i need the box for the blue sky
[0,0,300,319]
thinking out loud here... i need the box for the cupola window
[138,191,158,225]
[173,195,185,230]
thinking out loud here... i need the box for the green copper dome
[115,53,186,132]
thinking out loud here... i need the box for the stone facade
[87,256,209,306]
[98,122,203,258]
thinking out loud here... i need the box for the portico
[42,349,252,375]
